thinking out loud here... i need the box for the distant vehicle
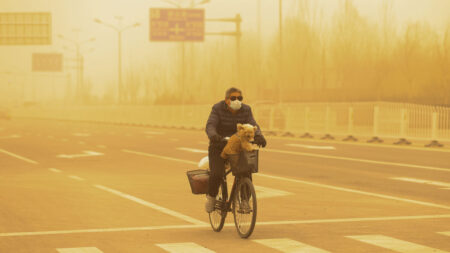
[0,107,11,120]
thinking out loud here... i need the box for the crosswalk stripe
[156,242,215,253]
[56,247,103,253]
[253,238,330,253]
[347,235,449,253]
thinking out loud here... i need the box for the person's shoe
[205,195,216,213]
[239,200,251,213]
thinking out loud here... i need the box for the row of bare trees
[115,0,449,105]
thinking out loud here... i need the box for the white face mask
[229,100,242,111]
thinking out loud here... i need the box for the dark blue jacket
[205,100,262,141]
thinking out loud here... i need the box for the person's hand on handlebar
[253,134,267,148]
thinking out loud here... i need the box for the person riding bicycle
[205,87,267,213]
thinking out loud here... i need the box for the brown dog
[221,123,257,160]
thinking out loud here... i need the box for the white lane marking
[156,242,214,253]
[121,149,450,210]
[0,149,38,164]
[57,247,103,253]
[253,238,330,253]
[254,186,293,199]
[68,175,85,181]
[122,149,197,165]
[256,173,450,210]
[391,177,450,188]
[287,143,336,150]
[49,168,62,173]
[265,148,450,173]
[177,147,208,154]
[94,184,206,225]
[144,131,165,135]
[78,141,86,145]
[438,231,450,236]
[96,145,107,149]
[72,133,91,137]
[0,134,21,139]
[57,150,103,159]
[1,214,449,237]
[346,235,449,253]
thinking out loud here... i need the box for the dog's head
[237,123,257,142]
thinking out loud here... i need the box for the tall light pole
[279,0,283,104]
[58,34,95,102]
[94,18,140,104]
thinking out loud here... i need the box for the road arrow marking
[57,151,103,159]
[286,143,336,150]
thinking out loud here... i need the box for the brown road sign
[32,53,63,72]
[0,12,52,45]
[150,8,204,42]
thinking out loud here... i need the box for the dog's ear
[237,123,243,131]
[253,126,257,132]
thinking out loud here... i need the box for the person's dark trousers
[208,141,227,197]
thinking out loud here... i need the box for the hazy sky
[0,0,449,96]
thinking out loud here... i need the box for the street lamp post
[58,34,95,102]
[94,18,140,104]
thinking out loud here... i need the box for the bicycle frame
[217,169,251,213]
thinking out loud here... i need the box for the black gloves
[254,135,267,148]
[210,134,222,142]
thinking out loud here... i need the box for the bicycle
[208,149,259,238]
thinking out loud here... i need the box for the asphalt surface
[0,118,449,253]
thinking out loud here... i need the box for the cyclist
[205,87,267,213]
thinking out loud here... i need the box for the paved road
[0,119,449,253]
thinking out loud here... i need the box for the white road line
[144,131,165,135]
[391,177,450,188]
[177,147,208,154]
[57,151,103,159]
[438,231,450,236]
[68,175,85,181]
[265,148,450,172]
[156,242,214,253]
[0,134,21,139]
[256,173,450,210]
[122,149,197,165]
[93,184,206,225]
[287,143,336,150]
[254,185,293,199]
[253,238,330,253]
[72,133,91,137]
[0,149,38,164]
[49,168,62,173]
[346,235,449,253]
[1,214,449,237]
[121,149,450,210]
[57,247,103,253]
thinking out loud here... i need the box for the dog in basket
[221,123,257,160]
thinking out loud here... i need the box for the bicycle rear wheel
[232,177,257,238]
[209,180,227,232]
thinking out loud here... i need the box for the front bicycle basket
[186,169,209,194]
[229,150,259,176]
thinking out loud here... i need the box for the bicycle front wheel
[233,177,257,238]
[209,180,227,232]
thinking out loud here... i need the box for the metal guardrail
[12,102,450,147]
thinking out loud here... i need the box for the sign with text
[0,12,52,45]
[32,53,63,72]
[150,8,204,42]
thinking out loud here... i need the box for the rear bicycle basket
[186,169,209,194]
[229,150,259,176]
